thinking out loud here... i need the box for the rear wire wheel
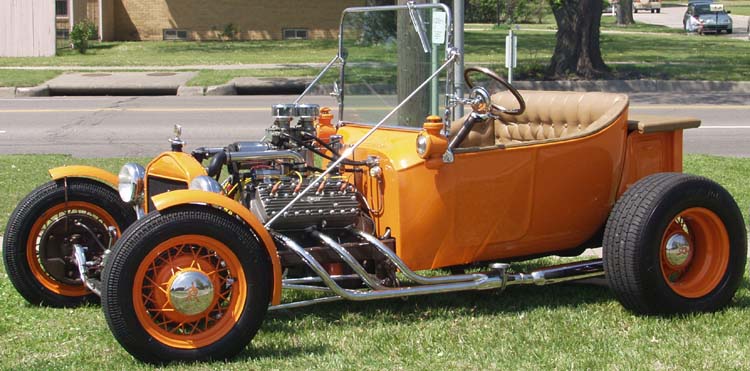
[3,179,135,307]
[603,173,747,314]
[102,207,271,363]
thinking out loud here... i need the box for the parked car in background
[603,0,618,14]
[684,2,734,34]
[634,0,661,13]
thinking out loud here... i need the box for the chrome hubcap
[664,233,692,268]
[168,270,214,315]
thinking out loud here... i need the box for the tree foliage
[465,0,548,24]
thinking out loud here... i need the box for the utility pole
[397,0,430,127]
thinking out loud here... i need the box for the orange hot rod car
[3,3,747,364]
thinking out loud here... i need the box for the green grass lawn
[1,20,750,87]
[732,5,750,15]
[185,29,750,85]
[0,153,749,369]
[664,0,750,15]
[0,70,61,88]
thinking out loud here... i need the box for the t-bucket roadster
[3,3,747,364]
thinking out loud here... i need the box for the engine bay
[190,103,375,234]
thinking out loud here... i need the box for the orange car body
[337,107,687,271]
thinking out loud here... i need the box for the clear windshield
[338,6,452,128]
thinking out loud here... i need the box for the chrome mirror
[407,1,431,53]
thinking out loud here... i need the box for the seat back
[450,90,629,149]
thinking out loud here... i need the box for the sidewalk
[0,63,329,71]
[3,70,750,97]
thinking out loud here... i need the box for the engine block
[250,176,361,231]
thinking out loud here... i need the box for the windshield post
[453,0,464,120]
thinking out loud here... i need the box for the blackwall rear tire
[3,179,135,307]
[102,206,272,364]
[603,173,746,315]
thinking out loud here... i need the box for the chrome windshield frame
[335,2,457,126]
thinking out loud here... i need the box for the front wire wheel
[604,173,747,315]
[103,207,271,364]
[3,179,136,307]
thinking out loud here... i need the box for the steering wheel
[464,66,526,116]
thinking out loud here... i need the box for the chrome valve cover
[250,177,360,231]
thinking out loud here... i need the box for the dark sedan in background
[684,2,734,33]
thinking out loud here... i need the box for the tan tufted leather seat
[451,90,629,149]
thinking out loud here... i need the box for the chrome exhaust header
[270,229,605,311]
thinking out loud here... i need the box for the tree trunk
[617,0,635,25]
[547,0,609,79]
[397,0,430,127]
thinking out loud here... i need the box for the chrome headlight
[118,163,145,204]
[189,176,222,193]
[416,134,430,158]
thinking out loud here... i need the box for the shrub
[70,20,95,53]
[219,23,239,41]
[85,21,99,40]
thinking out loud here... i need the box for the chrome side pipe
[269,231,606,311]
[310,229,387,290]
[350,228,486,285]
[507,260,604,286]
[283,274,361,285]
[271,232,506,302]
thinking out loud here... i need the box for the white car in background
[634,0,662,13]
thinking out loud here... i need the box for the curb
[15,85,50,97]
[205,83,236,96]
[513,80,750,93]
[4,79,750,97]
[0,87,16,98]
[176,85,205,96]
[233,77,313,95]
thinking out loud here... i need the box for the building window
[56,29,70,39]
[55,0,68,17]
[163,29,189,41]
[283,28,308,40]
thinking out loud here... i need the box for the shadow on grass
[264,264,750,331]
[87,43,119,50]
[237,341,328,361]
[153,40,338,54]
[268,280,613,324]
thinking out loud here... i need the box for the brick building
[56,0,365,42]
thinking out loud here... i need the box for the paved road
[0,94,748,158]
[634,4,750,38]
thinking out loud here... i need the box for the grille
[146,177,188,211]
